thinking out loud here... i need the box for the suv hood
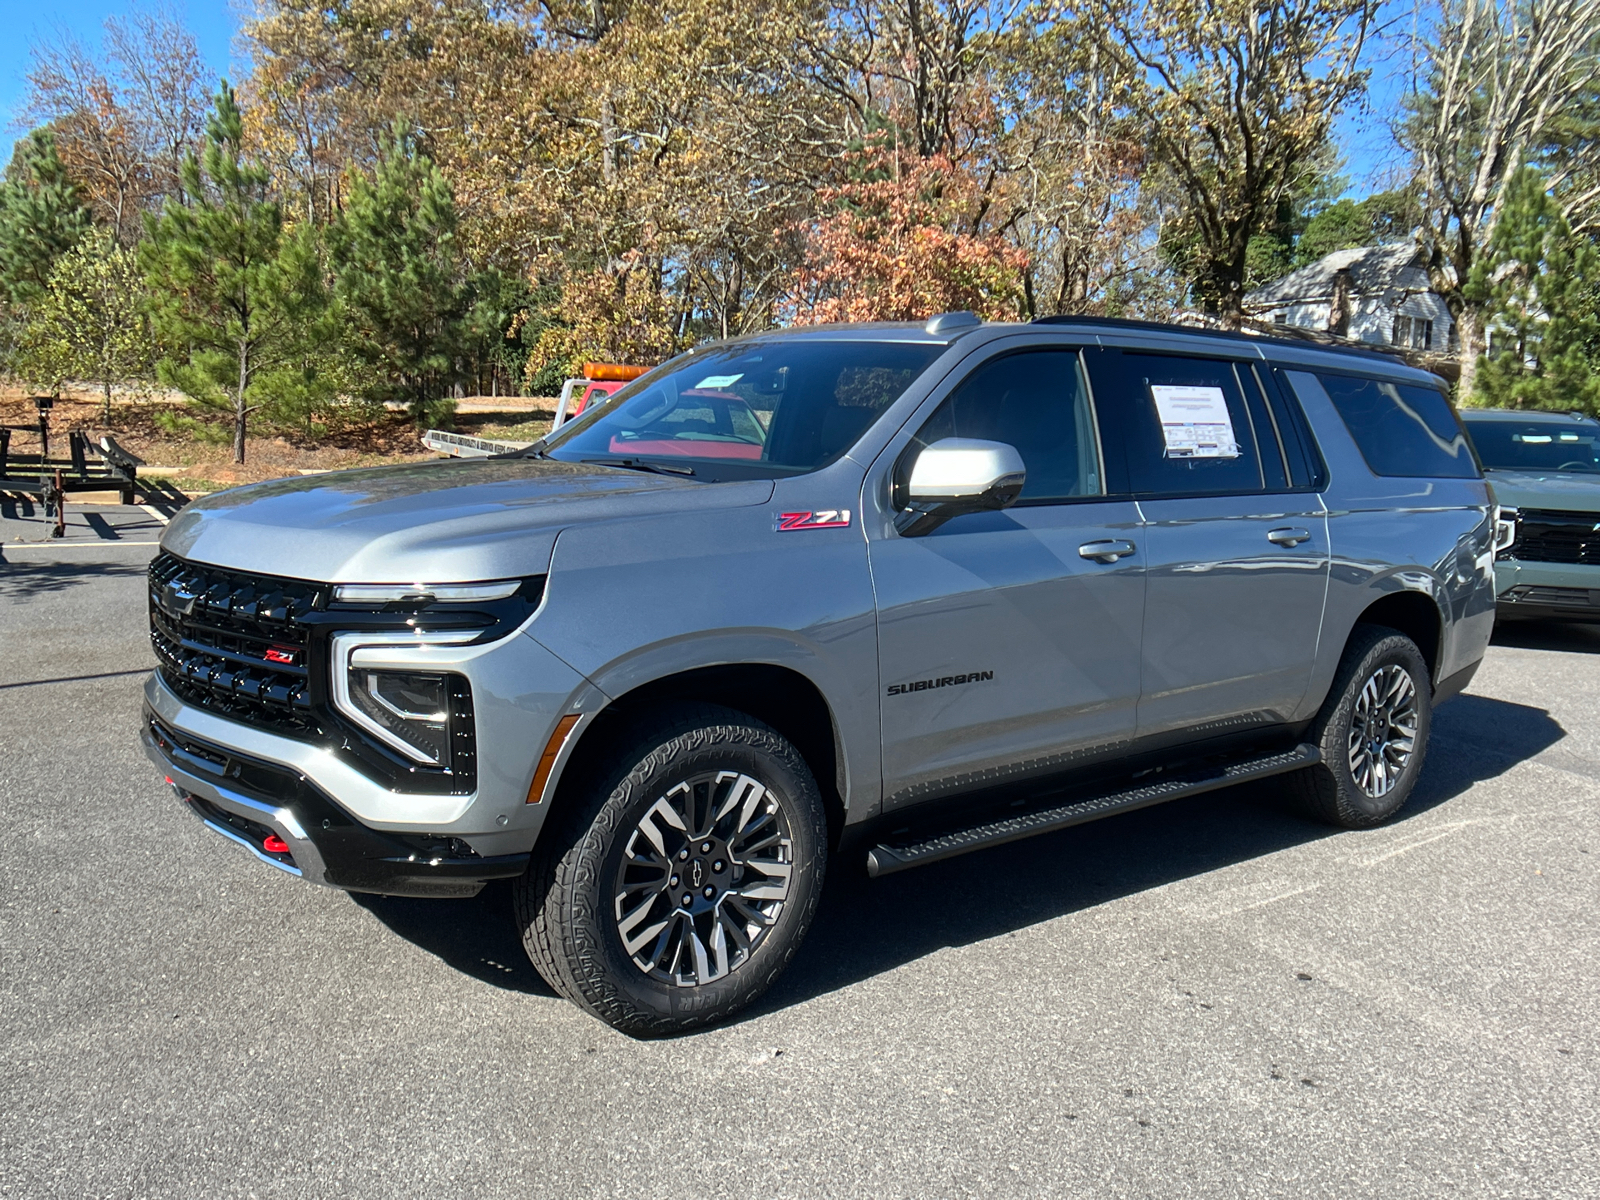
[160,458,774,582]
[1485,468,1600,514]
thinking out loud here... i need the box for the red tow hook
[262,834,291,855]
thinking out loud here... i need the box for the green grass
[471,418,550,442]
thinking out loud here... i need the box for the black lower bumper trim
[144,708,528,898]
[1497,601,1600,624]
[324,854,529,897]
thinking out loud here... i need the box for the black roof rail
[1029,313,1408,365]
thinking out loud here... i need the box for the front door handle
[1079,539,1136,563]
[1267,527,1313,547]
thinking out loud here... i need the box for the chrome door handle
[1079,539,1136,563]
[1267,527,1312,547]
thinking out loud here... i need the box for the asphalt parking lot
[2,506,1597,1199]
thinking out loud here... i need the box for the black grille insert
[148,552,328,736]
[1507,509,1600,566]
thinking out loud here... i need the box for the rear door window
[1313,373,1478,478]
[1260,368,1328,489]
[1086,352,1270,497]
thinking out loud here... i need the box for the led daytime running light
[334,580,523,604]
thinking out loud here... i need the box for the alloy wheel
[612,770,794,987]
[1346,663,1419,798]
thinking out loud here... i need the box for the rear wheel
[515,704,828,1036]
[1289,625,1432,829]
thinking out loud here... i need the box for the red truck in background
[552,362,650,428]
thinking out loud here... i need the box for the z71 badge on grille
[775,510,851,531]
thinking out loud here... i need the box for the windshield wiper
[581,457,696,477]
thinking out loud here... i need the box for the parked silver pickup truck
[142,314,1496,1034]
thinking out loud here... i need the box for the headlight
[1493,506,1517,555]
[330,630,477,768]
[346,670,451,764]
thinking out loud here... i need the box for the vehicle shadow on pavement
[349,882,559,997]
[0,558,150,599]
[753,692,1566,1020]
[339,693,1563,1023]
[1491,620,1600,654]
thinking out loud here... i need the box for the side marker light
[527,714,582,804]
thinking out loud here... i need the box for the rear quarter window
[1314,373,1478,479]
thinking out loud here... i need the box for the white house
[1244,245,1455,354]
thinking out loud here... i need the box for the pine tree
[1469,167,1600,415]
[141,82,324,464]
[330,124,465,423]
[0,129,92,306]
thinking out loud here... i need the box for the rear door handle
[1267,527,1312,547]
[1079,539,1136,563]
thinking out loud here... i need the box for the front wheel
[1289,625,1433,829]
[515,704,828,1036]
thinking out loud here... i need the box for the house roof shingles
[1244,244,1428,309]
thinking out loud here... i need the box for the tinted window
[1262,367,1328,489]
[545,339,942,479]
[1091,352,1266,496]
[1315,373,1478,478]
[1462,417,1600,474]
[1237,366,1289,491]
[906,350,1102,502]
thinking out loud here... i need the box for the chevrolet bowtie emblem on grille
[160,580,198,616]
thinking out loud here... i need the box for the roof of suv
[713,314,1444,386]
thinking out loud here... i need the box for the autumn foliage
[785,140,1030,324]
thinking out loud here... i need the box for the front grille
[1507,509,1600,565]
[148,552,329,736]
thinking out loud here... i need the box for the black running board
[866,743,1321,878]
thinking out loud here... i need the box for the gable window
[1391,314,1435,350]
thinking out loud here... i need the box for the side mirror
[895,438,1026,536]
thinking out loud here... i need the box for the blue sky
[1,0,1411,195]
[0,0,239,139]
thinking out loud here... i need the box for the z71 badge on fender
[775,510,851,531]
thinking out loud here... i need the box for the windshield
[541,339,945,480]
[1463,417,1600,474]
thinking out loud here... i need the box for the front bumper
[1495,560,1600,622]
[143,709,530,897]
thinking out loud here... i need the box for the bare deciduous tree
[1098,0,1377,326]
[1404,0,1600,396]
[24,6,208,238]
[24,38,147,239]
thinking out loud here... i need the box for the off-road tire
[1287,624,1432,829]
[514,703,828,1036]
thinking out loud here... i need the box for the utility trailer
[1,397,144,506]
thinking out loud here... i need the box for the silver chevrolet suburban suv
[142,314,1497,1035]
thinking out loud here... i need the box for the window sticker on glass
[694,373,745,389]
[1149,384,1240,459]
